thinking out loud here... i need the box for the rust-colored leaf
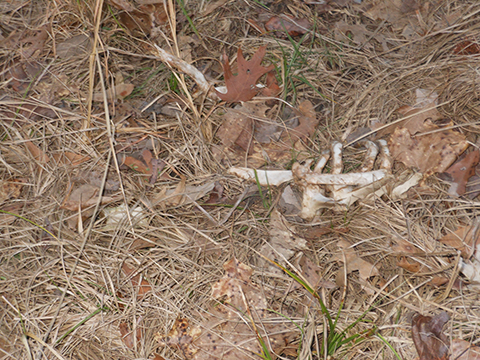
[122,263,152,300]
[215,46,274,102]
[439,149,480,196]
[453,40,480,56]
[411,312,449,360]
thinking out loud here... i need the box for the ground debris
[156,258,299,359]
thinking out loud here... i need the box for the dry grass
[2,0,480,359]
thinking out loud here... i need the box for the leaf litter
[3,0,480,359]
[156,258,300,359]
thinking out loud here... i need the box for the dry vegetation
[2,0,480,359]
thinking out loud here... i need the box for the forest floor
[2,0,480,359]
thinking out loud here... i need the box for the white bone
[229,140,420,220]
[228,167,293,186]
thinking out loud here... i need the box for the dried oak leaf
[389,119,468,177]
[216,46,274,102]
[438,149,480,196]
[411,312,449,360]
[156,258,299,359]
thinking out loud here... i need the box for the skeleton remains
[229,140,422,220]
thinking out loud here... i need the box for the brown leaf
[0,203,24,226]
[217,100,319,167]
[56,34,92,59]
[265,15,311,37]
[20,26,48,59]
[203,181,224,204]
[291,254,337,291]
[334,21,388,50]
[260,70,281,97]
[109,0,166,34]
[260,209,307,276]
[118,149,155,175]
[439,150,480,196]
[397,257,422,272]
[411,312,449,360]
[392,238,425,273]
[61,183,121,211]
[0,178,26,204]
[216,108,253,153]
[215,46,274,102]
[154,176,209,208]
[437,226,479,259]
[202,0,229,16]
[247,99,319,167]
[452,339,480,360]
[119,322,142,349]
[93,83,134,101]
[52,152,90,166]
[122,263,152,300]
[429,276,464,289]
[366,0,420,30]
[388,120,468,177]
[25,141,50,164]
[466,167,480,199]
[332,239,381,294]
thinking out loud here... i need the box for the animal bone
[229,140,421,220]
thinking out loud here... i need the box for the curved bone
[358,140,379,172]
[377,139,392,171]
